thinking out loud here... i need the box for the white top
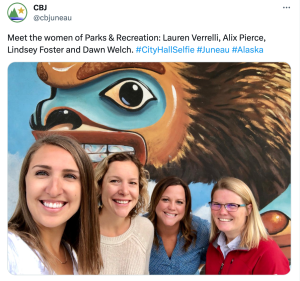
[99,215,154,275]
[217,231,242,258]
[7,231,78,275]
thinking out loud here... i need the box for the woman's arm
[252,239,290,275]
[8,235,19,275]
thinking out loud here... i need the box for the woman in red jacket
[206,177,289,275]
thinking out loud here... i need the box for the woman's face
[211,189,252,241]
[25,145,81,230]
[155,185,186,228]
[100,160,139,219]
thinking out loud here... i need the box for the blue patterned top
[147,214,210,275]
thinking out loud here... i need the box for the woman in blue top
[147,176,210,274]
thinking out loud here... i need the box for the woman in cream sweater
[94,152,154,274]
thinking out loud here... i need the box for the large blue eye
[38,70,166,130]
[100,78,157,111]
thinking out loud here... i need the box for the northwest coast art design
[9,62,291,262]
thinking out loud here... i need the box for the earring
[98,197,103,209]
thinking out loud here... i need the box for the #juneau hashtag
[196,46,263,53]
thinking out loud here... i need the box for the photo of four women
[8,135,289,275]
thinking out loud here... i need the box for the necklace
[52,244,68,264]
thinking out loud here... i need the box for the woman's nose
[219,204,228,214]
[168,201,176,210]
[118,182,129,195]
[45,177,63,197]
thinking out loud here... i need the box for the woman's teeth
[164,212,176,217]
[42,201,64,208]
[219,218,232,222]
[115,200,129,204]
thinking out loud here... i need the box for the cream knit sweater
[99,215,154,275]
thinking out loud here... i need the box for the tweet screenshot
[3,0,299,279]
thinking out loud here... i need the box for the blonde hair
[94,152,149,217]
[8,134,102,274]
[209,177,268,249]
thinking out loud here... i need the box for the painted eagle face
[31,62,291,210]
[31,62,193,167]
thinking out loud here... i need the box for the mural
[8,62,291,263]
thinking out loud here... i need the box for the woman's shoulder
[253,237,289,261]
[8,231,45,274]
[133,215,154,232]
[131,216,154,244]
[8,231,31,253]
[8,231,21,242]
[251,238,290,274]
[258,237,285,252]
[191,214,210,230]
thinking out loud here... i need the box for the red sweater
[206,236,290,275]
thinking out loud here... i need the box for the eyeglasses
[208,201,246,212]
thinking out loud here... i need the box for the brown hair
[94,152,149,217]
[8,134,102,274]
[209,177,268,249]
[148,176,196,251]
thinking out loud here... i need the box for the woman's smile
[100,161,139,219]
[25,145,81,230]
[156,185,186,228]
